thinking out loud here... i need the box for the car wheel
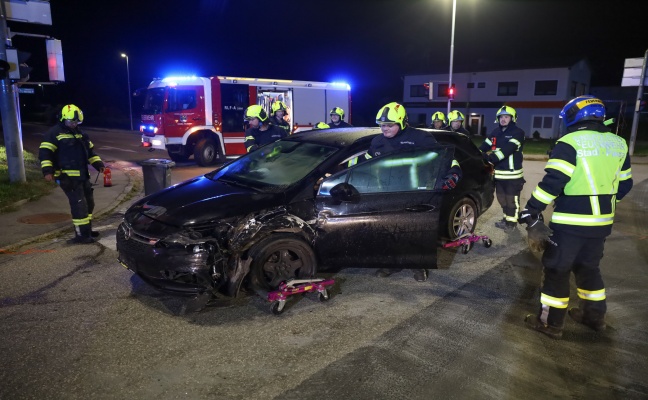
[447,198,477,240]
[167,149,189,163]
[248,234,317,291]
[194,138,219,166]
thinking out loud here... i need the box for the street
[1,125,648,399]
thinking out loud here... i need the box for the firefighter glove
[526,217,556,252]
[442,173,459,190]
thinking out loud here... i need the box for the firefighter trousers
[537,231,607,328]
[495,178,525,222]
[60,178,95,237]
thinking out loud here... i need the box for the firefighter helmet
[244,105,268,122]
[559,95,605,127]
[271,101,287,116]
[330,107,345,120]
[60,104,84,123]
[448,110,465,124]
[375,102,407,130]
[314,122,330,130]
[431,111,446,124]
[494,105,517,123]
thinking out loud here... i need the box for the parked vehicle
[138,75,351,166]
[117,128,494,297]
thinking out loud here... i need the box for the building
[402,59,591,139]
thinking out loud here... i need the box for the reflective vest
[544,130,629,227]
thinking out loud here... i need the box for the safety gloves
[442,173,460,190]
[519,209,556,252]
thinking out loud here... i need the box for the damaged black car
[117,127,494,297]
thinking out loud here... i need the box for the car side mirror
[329,183,360,204]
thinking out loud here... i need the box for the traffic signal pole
[0,1,26,183]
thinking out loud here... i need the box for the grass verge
[0,146,57,213]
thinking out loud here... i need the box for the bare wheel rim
[453,203,475,237]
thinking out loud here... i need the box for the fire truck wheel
[194,138,219,166]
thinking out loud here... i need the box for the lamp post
[447,0,457,116]
[120,53,133,131]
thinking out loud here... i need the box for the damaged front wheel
[248,234,317,291]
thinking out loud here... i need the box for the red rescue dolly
[443,233,492,254]
[267,278,335,315]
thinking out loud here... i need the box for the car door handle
[405,204,436,212]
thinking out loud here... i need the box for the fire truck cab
[139,76,351,166]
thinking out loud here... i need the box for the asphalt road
[2,125,647,399]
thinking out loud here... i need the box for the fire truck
[139,75,352,166]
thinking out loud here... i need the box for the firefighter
[519,96,633,339]
[370,102,462,282]
[244,105,287,152]
[328,107,352,128]
[39,105,105,244]
[269,101,291,135]
[479,105,525,231]
[430,111,447,129]
[446,110,471,135]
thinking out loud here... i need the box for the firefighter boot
[524,314,563,340]
[495,218,516,231]
[67,224,95,245]
[568,308,606,332]
[413,269,428,282]
[89,221,100,238]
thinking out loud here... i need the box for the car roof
[288,127,380,148]
[289,126,474,151]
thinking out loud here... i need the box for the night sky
[7,0,646,127]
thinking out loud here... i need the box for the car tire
[167,149,189,163]
[194,138,220,166]
[248,234,317,291]
[447,197,477,240]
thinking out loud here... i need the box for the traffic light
[447,84,456,100]
[5,49,32,82]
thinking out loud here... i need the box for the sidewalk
[0,162,141,250]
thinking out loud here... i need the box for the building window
[437,83,449,98]
[498,81,518,96]
[532,116,554,129]
[570,81,587,97]
[477,82,485,88]
[467,82,475,89]
[534,80,558,96]
[410,84,427,98]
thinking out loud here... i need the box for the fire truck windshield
[142,88,166,114]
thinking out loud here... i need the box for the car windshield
[207,140,338,193]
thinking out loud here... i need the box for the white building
[402,59,591,139]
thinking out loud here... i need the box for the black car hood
[128,176,281,228]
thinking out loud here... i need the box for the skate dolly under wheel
[443,234,492,254]
[267,278,335,315]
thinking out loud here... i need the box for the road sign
[621,58,648,87]
[3,0,52,25]
[17,87,35,94]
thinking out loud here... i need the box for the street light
[447,0,457,116]
[120,53,133,131]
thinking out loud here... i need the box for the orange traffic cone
[103,167,112,187]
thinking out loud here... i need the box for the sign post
[622,52,648,156]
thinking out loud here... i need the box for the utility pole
[0,0,26,183]
[628,48,647,156]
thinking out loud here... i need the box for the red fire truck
[139,75,352,166]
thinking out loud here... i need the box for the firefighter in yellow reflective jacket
[430,111,447,129]
[39,105,105,244]
[520,96,633,339]
[479,105,525,231]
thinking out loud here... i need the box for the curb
[2,165,142,251]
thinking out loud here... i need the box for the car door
[313,146,453,270]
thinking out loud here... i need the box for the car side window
[348,148,448,194]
